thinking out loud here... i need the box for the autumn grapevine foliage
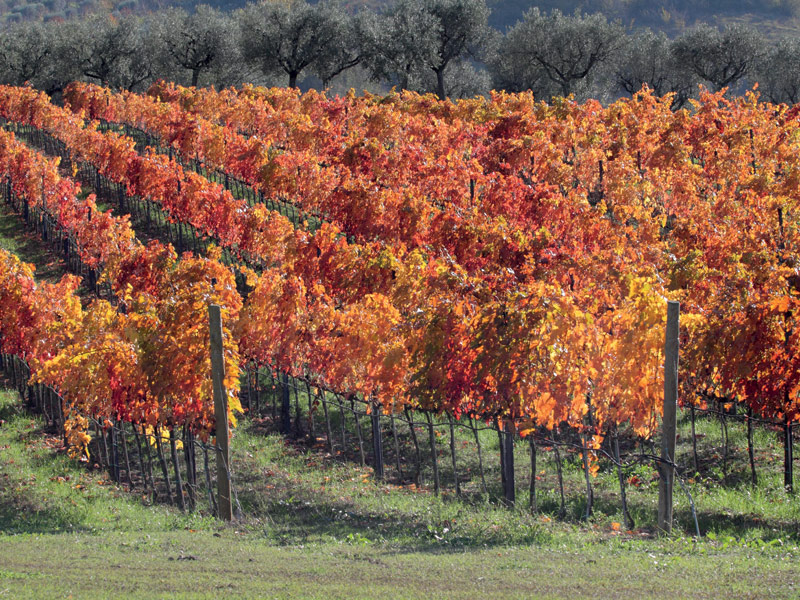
[61,83,669,440]
[0,123,242,455]
[57,83,676,448]
[0,86,417,408]
[1,82,800,484]
[64,81,543,287]
[0,88,419,456]
[678,92,800,425]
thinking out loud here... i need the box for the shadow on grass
[231,424,550,551]
[233,415,800,548]
[0,203,67,283]
[0,394,24,422]
[690,509,800,541]
[4,389,799,545]
[0,390,94,535]
[0,487,93,535]
[234,481,553,552]
[0,451,96,535]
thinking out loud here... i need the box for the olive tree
[493,9,625,99]
[0,21,69,93]
[425,0,491,100]
[359,0,439,92]
[153,5,239,88]
[615,29,698,109]
[753,38,800,105]
[237,0,347,89]
[60,14,148,89]
[671,23,765,93]
[312,7,365,88]
[489,29,556,97]
[362,0,491,100]
[410,58,491,98]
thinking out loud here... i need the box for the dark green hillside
[0,0,248,25]
[485,0,800,32]
[3,0,800,33]
[337,0,800,34]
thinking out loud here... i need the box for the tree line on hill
[0,0,796,105]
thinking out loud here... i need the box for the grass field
[1,388,799,599]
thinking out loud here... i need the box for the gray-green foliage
[236,0,348,89]
[615,29,698,109]
[362,0,491,99]
[312,5,364,88]
[754,38,800,105]
[425,0,492,99]
[0,21,60,91]
[153,5,240,88]
[409,58,492,98]
[359,0,440,92]
[492,9,625,99]
[119,14,163,91]
[486,0,800,34]
[58,13,152,90]
[671,23,765,92]
[0,1,797,109]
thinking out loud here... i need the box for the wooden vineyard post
[784,416,793,493]
[425,412,440,495]
[209,304,233,521]
[501,419,516,507]
[280,372,291,435]
[658,300,680,533]
[370,397,384,480]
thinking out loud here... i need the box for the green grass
[0,200,68,283]
[2,388,800,599]
[236,378,800,545]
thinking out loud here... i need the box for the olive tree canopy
[672,23,764,92]
[362,0,491,100]
[237,0,348,89]
[615,29,698,109]
[493,9,625,99]
[154,5,239,88]
[754,38,800,105]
